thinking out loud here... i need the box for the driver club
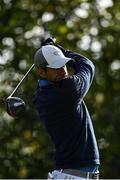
[5,37,56,117]
[5,64,35,117]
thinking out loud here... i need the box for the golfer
[33,39,100,179]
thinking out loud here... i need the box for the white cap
[34,45,73,69]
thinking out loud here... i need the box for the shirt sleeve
[62,50,95,102]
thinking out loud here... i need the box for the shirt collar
[38,79,54,87]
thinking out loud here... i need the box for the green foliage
[0,0,120,178]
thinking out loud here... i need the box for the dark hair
[37,67,48,80]
[42,67,47,72]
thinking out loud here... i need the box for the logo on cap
[53,51,61,56]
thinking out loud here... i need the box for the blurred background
[0,0,120,178]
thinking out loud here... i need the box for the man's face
[37,65,68,82]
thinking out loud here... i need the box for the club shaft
[9,64,35,97]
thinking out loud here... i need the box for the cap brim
[46,57,74,69]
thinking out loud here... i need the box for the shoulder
[60,75,81,97]
[62,75,81,86]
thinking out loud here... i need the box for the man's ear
[37,68,46,78]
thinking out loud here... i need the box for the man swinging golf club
[32,38,100,179]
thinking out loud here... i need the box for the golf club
[5,64,35,117]
[5,37,56,117]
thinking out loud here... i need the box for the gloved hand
[41,37,56,46]
[41,37,66,54]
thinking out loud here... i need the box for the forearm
[63,48,95,76]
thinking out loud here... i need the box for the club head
[5,97,25,117]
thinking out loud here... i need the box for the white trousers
[48,170,87,179]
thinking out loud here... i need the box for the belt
[62,169,99,179]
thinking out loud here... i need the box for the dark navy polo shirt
[33,49,100,169]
